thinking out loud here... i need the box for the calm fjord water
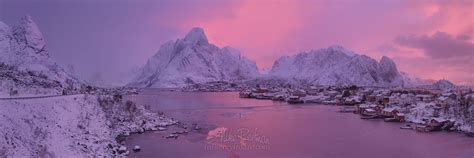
[124,90,474,158]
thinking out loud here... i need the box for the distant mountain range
[128,28,436,88]
[0,16,450,90]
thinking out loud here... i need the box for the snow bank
[0,94,175,157]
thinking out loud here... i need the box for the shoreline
[233,86,474,136]
[0,93,178,157]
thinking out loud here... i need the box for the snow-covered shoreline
[0,94,176,157]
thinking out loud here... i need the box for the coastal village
[238,84,474,136]
[183,80,474,137]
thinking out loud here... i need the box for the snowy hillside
[0,16,81,96]
[0,95,176,157]
[400,72,433,87]
[128,27,259,88]
[269,45,405,87]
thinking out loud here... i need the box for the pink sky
[2,0,472,85]
[165,0,473,85]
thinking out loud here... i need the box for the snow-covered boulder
[269,45,405,87]
[128,27,259,88]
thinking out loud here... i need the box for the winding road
[0,94,83,100]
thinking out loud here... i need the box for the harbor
[236,85,474,136]
[123,90,474,158]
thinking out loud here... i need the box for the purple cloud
[394,32,474,59]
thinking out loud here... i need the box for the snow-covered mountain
[269,45,405,87]
[0,16,81,96]
[128,27,259,88]
[434,79,455,90]
[400,72,433,87]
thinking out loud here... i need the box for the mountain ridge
[268,45,405,87]
[0,16,81,96]
[128,27,259,88]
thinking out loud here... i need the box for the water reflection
[124,91,474,158]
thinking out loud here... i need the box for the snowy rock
[12,15,46,54]
[133,145,141,152]
[118,146,128,154]
[158,127,167,131]
[165,134,179,139]
[128,27,259,88]
[269,45,405,87]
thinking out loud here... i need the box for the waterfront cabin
[429,118,448,127]
[343,96,362,105]
[356,104,369,113]
[395,113,406,122]
[373,105,384,115]
[381,107,399,117]
[357,104,379,113]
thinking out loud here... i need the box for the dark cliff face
[378,56,401,82]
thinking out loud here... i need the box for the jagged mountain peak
[325,45,356,57]
[12,15,46,54]
[129,27,259,88]
[380,56,395,65]
[183,27,208,45]
[378,56,402,84]
[0,16,82,96]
